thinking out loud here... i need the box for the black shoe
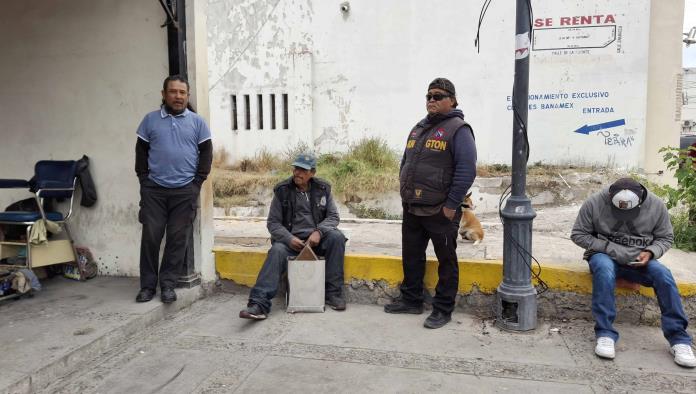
[160,287,177,304]
[135,288,156,303]
[423,310,451,329]
[239,303,267,320]
[384,299,423,314]
[326,294,346,311]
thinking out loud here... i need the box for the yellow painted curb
[214,248,696,297]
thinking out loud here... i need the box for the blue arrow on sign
[574,119,626,135]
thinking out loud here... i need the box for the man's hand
[442,206,456,221]
[307,230,321,247]
[192,181,201,196]
[629,251,653,268]
[289,237,305,252]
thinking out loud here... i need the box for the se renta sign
[508,0,649,166]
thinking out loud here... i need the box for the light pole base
[495,284,537,331]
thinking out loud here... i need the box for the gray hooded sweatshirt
[570,185,673,264]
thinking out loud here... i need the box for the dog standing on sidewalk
[459,192,484,245]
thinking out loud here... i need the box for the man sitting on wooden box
[239,153,347,320]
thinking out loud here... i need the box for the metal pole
[162,0,188,78]
[495,0,537,331]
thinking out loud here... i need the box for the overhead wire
[474,0,494,53]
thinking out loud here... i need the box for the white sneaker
[595,337,615,359]
[671,344,696,368]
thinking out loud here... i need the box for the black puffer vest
[400,115,470,206]
[274,176,332,232]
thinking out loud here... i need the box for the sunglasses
[426,93,451,101]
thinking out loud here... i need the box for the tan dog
[459,192,484,245]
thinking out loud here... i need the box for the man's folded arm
[135,138,150,183]
[194,140,213,186]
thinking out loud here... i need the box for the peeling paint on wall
[207,0,679,170]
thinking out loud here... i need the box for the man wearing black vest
[385,78,477,329]
[239,153,347,320]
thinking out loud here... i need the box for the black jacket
[76,155,97,207]
[266,176,340,244]
[400,111,471,206]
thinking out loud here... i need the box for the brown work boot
[239,304,267,320]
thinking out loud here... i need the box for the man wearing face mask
[571,178,695,367]
[134,75,212,304]
[384,78,477,329]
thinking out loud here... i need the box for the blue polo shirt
[136,107,212,188]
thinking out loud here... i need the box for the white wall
[187,0,216,283]
[644,0,684,182]
[0,0,168,276]
[208,0,682,170]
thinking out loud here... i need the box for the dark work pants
[139,179,198,290]
[248,229,346,314]
[400,208,461,315]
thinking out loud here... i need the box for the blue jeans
[589,253,692,346]
[248,230,346,313]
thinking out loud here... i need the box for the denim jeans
[248,229,346,313]
[589,253,692,346]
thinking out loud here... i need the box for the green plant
[658,146,696,251]
[345,138,399,170]
[283,141,312,165]
[314,138,400,194]
[349,203,401,220]
[671,211,696,252]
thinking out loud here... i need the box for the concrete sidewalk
[36,292,696,393]
[0,277,202,394]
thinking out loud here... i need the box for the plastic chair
[0,160,79,270]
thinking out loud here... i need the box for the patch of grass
[477,163,510,177]
[657,146,696,251]
[282,141,312,165]
[349,203,401,220]
[633,165,696,252]
[232,148,285,172]
[477,162,608,177]
[211,168,280,200]
[212,147,231,169]
[215,195,255,208]
[211,138,611,216]
[317,138,399,194]
[211,138,400,206]
[672,211,696,251]
[346,138,399,169]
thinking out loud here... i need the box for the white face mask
[611,189,640,210]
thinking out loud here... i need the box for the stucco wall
[208,0,682,171]
[0,0,168,276]
[187,0,216,283]
[644,0,684,182]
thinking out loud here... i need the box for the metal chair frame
[0,170,79,270]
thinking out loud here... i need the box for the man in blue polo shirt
[134,75,213,303]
